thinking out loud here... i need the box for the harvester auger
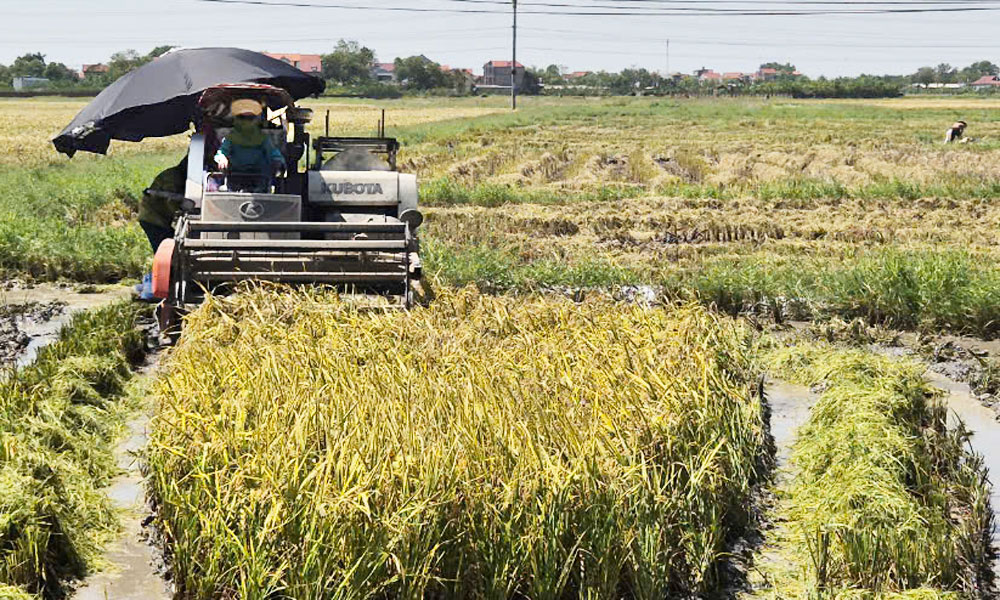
[151,84,423,338]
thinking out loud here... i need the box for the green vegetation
[672,249,1000,336]
[147,288,769,598]
[0,155,167,281]
[423,238,1000,338]
[755,345,993,598]
[0,302,146,599]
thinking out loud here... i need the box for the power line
[518,26,1000,47]
[193,0,1000,16]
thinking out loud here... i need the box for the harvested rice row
[147,287,771,599]
[0,302,147,599]
[752,346,993,598]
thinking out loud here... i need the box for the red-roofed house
[439,66,476,91]
[372,62,396,82]
[81,63,109,79]
[698,70,722,83]
[722,72,746,82]
[565,71,591,80]
[755,67,779,81]
[971,75,1000,88]
[482,60,525,87]
[264,53,322,74]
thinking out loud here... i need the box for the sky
[3,0,1000,78]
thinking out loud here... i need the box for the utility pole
[511,0,518,110]
[665,39,670,77]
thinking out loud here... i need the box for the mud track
[0,282,132,366]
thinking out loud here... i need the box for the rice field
[0,302,146,599]
[146,287,770,598]
[2,94,1000,598]
[757,345,994,598]
[2,96,509,167]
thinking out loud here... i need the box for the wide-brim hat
[231,99,263,117]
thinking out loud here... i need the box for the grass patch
[672,249,1000,336]
[756,345,993,597]
[0,155,171,281]
[424,235,1000,338]
[0,302,147,598]
[147,287,770,598]
[424,238,642,292]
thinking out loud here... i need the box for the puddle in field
[0,283,132,366]
[924,370,1000,579]
[765,379,817,476]
[721,379,817,597]
[73,358,172,600]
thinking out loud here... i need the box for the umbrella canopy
[52,47,325,157]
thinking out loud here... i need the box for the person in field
[944,120,967,144]
[134,156,187,301]
[213,99,284,184]
[139,157,187,252]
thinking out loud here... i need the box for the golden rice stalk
[147,286,769,599]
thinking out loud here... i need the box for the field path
[0,284,171,598]
[73,357,171,600]
[766,379,818,474]
[740,379,819,595]
[925,369,1000,580]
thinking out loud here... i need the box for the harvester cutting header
[53,48,423,337]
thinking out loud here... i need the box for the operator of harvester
[213,98,285,178]
[134,97,287,301]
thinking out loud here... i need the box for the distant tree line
[320,40,540,97]
[0,47,174,89]
[534,65,906,99]
[909,61,998,85]
[2,45,997,99]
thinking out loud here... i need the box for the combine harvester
[152,84,423,335]
[52,49,423,341]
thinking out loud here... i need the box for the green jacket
[138,159,187,229]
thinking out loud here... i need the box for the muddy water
[924,370,1000,576]
[0,284,132,367]
[765,380,817,476]
[73,360,172,600]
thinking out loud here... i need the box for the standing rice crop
[755,346,993,598]
[147,287,771,599]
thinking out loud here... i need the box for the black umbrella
[53,47,325,157]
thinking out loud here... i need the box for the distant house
[441,66,477,92]
[482,60,524,88]
[722,72,746,82]
[81,63,109,79]
[971,75,1000,89]
[565,71,591,80]
[755,67,779,81]
[372,62,397,83]
[12,77,50,91]
[698,70,722,83]
[264,53,322,74]
[925,83,966,90]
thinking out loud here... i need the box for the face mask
[233,118,259,134]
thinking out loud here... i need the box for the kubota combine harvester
[52,48,422,340]
[151,84,423,334]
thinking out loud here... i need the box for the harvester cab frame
[153,83,422,338]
